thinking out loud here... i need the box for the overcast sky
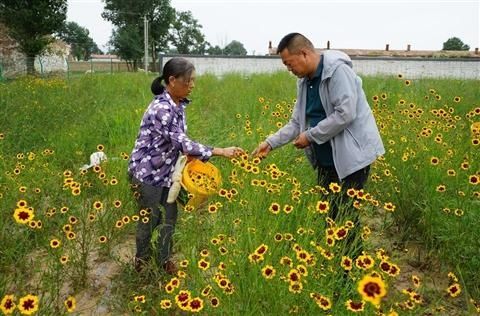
[67,0,479,55]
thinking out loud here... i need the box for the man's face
[280,48,308,78]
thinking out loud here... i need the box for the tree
[169,10,208,54]
[207,44,224,55]
[57,21,102,61]
[109,25,143,71]
[206,40,247,56]
[223,40,247,56]
[102,0,174,70]
[442,37,470,51]
[0,0,67,74]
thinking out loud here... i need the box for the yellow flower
[341,256,353,271]
[314,294,332,310]
[16,200,28,208]
[160,299,172,309]
[469,175,479,185]
[283,204,293,214]
[345,299,365,312]
[447,283,461,297]
[383,202,396,212]
[208,204,218,213]
[210,296,220,308]
[288,281,303,293]
[334,226,349,240]
[50,238,61,248]
[248,253,264,264]
[93,201,103,210]
[261,265,276,279]
[201,285,212,297]
[355,254,375,270]
[269,202,280,214]
[357,274,387,307]
[18,294,39,315]
[255,244,268,256]
[329,182,341,193]
[412,275,421,288]
[188,297,204,313]
[315,201,330,214]
[198,258,210,270]
[64,296,76,312]
[436,184,446,192]
[134,295,145,303]
[13,207,34,224]
[175,290,191,309]
[60,255,69,264]
[66,232,76,240]
[0,294,16,314]
[448,272,458,282]
[287,269,301,284]
[280,256,293,267]
[164,283,175,294]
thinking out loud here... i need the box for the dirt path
[367,214,469,315]
[73,238,135,315]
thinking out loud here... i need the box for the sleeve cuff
[305,129,315,142]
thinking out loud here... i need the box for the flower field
[0,72,479,315]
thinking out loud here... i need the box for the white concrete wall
[35,54,67,73]
[353,58,480,79]
[160,55,480,80]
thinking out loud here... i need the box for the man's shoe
[162,260,177,275]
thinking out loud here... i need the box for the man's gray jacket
[266,50,385,180]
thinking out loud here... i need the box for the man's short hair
[277,33,315,54]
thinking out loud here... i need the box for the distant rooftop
[91,54,120,60]
[267,41,480,58]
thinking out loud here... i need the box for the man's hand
[252,141,272,159]
[293,132,310,149]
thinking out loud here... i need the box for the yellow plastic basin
[182,159,222,208]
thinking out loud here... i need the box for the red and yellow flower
[357,274,387,307]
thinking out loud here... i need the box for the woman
[128,57,243,274]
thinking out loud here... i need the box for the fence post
[39,57,44,76]
[110,58,113,74]
[90,59,93,73]
[0,61,3,82]
[66,58,69,80]
[158,54,163,75]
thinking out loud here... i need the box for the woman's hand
[213,147,245,158]
[222,146,245,158]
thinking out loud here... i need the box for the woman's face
[169,71,196,100]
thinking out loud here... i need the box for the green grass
[0,73,479,315]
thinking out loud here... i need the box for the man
[253,33,384,215]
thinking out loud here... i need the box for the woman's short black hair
[151,57,195,95]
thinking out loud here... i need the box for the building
[0,23,70,78]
